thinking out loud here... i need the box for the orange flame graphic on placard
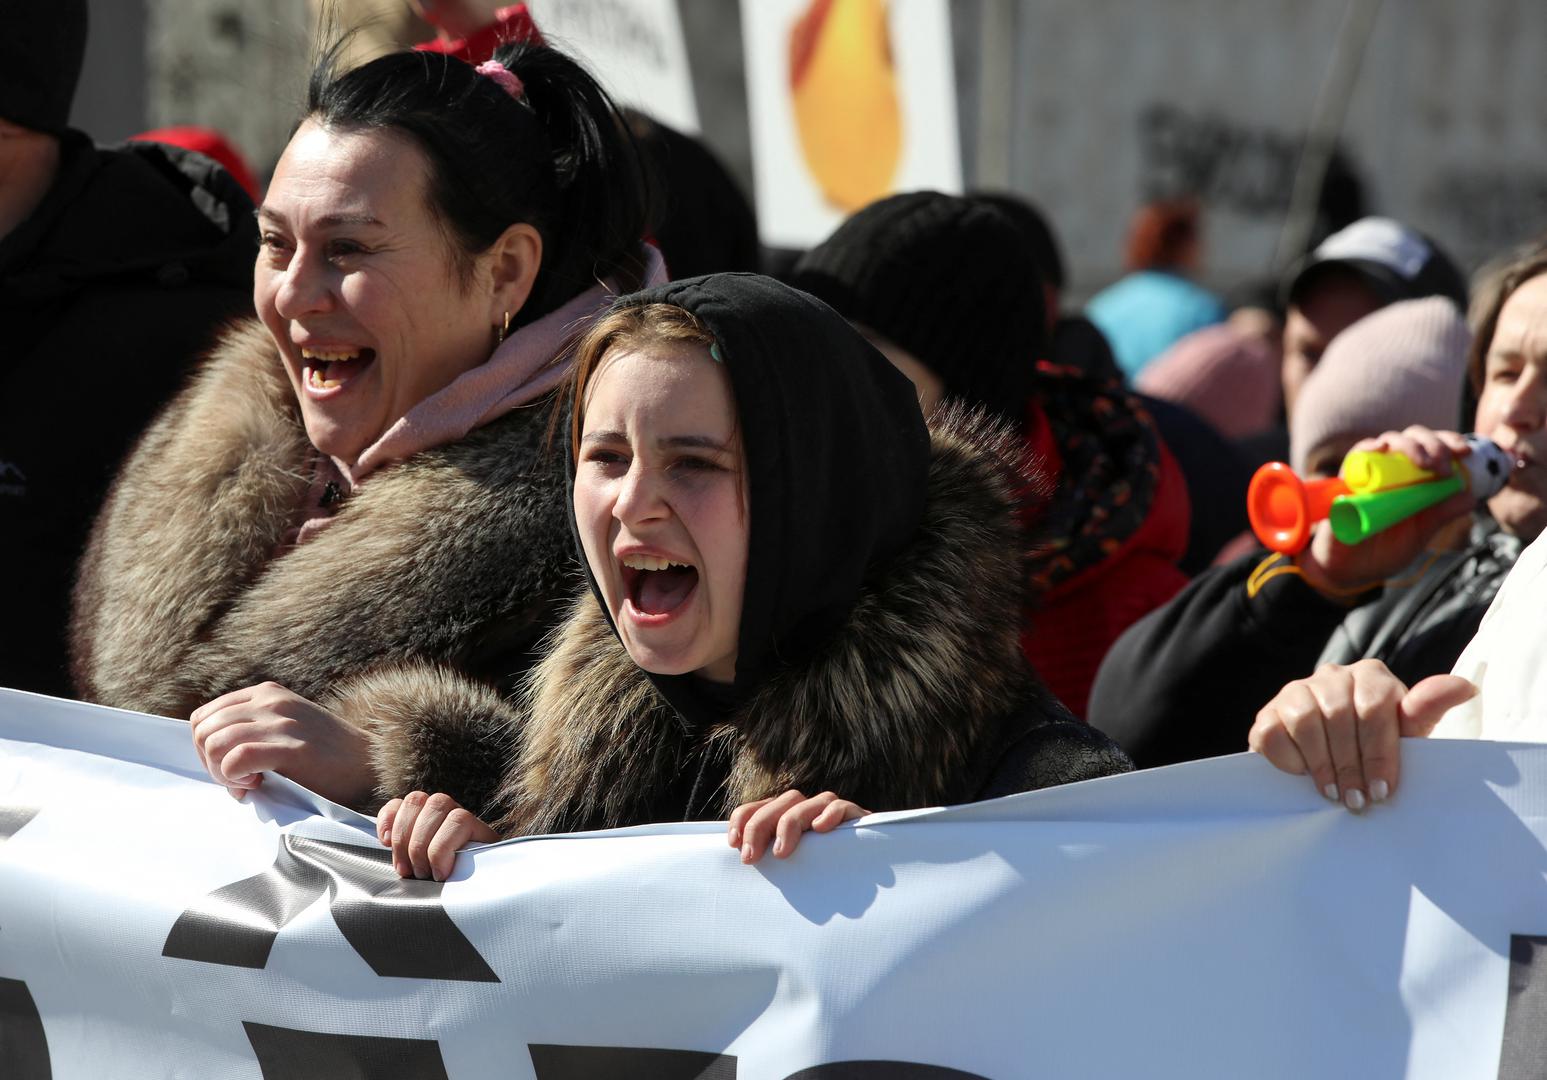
[789,0,902,212]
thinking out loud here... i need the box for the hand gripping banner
[3,687,1547,1077]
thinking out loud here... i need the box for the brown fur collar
[496,404,1053,835]
[70,319,576,726]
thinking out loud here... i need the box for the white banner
[2,687,1547,1077]
[528,0,699,134]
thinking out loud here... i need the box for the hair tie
[475,60,524,101]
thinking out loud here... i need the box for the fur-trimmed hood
[475,404,1129,834]
[70,319,577,741]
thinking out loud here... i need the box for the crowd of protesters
[4,2,1546,879]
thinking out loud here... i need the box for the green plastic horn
[1327,471,1464,545]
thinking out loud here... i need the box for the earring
[496,311,512,344]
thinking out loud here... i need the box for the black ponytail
[306,38,655,327]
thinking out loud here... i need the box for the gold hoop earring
[495,311,513,344]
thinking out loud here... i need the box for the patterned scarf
[1022,359,1166,593]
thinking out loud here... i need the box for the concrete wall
[69,0,1547,299]
[70,0,149,143]
[989,0,1547,296]
[144,0,312,180]
[680,0,1547,295]
[68,0,308,179]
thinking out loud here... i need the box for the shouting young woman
[377,273,1131,881]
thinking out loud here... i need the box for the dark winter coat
[1,132,256,696]
[1087,514,1523,768]
[366,274,1133,832]
[70,319,577,741]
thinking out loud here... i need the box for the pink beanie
[1289,297,1471,474]
[1136,323,1280,439]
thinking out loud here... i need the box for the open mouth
[1498,446,1541,492]
[301,346,377,392]
[620,553,699,617]
[1501,442,1535,470]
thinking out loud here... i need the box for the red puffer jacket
[1017,369,1191,718]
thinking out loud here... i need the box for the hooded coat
[69,318,577,786]
[363,274,1132,832]
[2,133,256,697]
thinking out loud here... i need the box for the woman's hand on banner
[189,682,375,808]
[378,791,499,881]
[728,790,869,864]
[1249,660,1477,811]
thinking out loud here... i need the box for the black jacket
[1087,514,1523,768]
[1,132,256,696]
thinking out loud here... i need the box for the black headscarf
[566,272,931,729]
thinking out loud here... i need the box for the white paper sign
[2,686,1546,1077]
[529,0,699,133]
[741,0,962,249]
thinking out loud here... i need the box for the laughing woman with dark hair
[70,37,660,814]
[377,274,1131,882]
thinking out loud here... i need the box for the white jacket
[1433,527,1547,739]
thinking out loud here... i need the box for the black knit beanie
[788,190,1044,426]
[974,190,1065,292]
[0,0,88,133]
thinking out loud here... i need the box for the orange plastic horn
[1246,462,1351,555]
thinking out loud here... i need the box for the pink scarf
[288,246,667,546]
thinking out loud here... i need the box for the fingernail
[772,837,785,857]
[727,827,739,847]
[1323,784,1339,802]
[1345,789,1366,812]
[741,843,753,863]
[1370,779,1389,803]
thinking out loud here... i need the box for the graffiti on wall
[1422,168,1547,260]
[1135,103,1368,258]
[1138,104,1303,213]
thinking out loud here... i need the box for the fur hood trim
[71,319,575,732]
[498,403,1052,834]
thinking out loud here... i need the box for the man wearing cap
[1,3,257,697]
[1280,216,1469,419]
[1085,218,1503,769]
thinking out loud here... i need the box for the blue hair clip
[709,341,725,364]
